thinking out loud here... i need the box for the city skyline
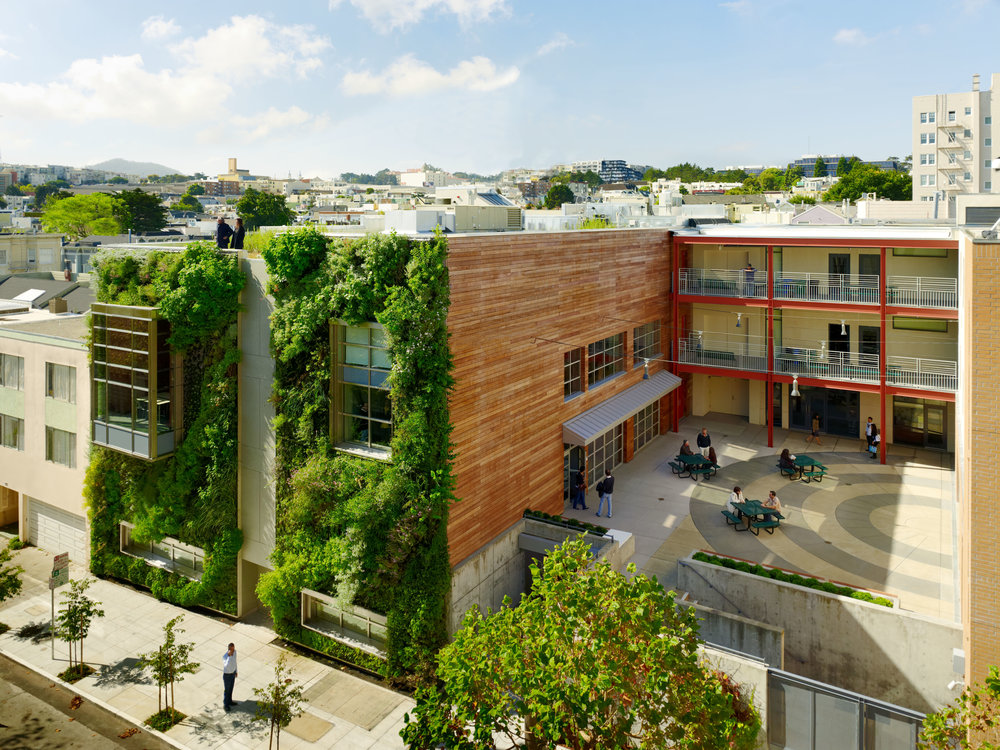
[0,0,998,177]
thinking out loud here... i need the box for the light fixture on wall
[736,312,742,328]
[820,340,826,358]
[642,358,650,380]
[791,374,801,397]
[840,320,847,336]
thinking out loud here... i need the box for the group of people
[216,217,246,249]
[679,427,718,464]
[865,417,881,459]
[570,467,615,519]
[728,486,783,522]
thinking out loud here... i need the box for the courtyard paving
[562,413,958,621]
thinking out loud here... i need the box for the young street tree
[41,194,120,240]
[543,183,576,209]
[56,578,105,681]
[0,545,24,633]
[137,615,198,730]
[114,188,168,234]
[401,538,760,749]
[235,187,294,230]
[253,654,305,750]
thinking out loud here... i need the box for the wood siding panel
[445,230,672,565]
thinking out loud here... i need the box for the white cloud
[537,32,572,56]
[720,1,752,15]
[833,28,873,45]
[141,16,180,40]
[200,106,316,144]
[172,15,330,81]
[342,54,519,96]
[329,0,508,31]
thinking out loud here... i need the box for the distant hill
[87,158,184,178]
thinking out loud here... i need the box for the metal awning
[562,370,682,446]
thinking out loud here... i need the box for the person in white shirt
[728,486,745,516]
[222,642,238,711]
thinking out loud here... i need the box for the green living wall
[255,228,454,683]
[84,243,245,614]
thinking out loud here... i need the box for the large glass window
[633,402,659,453]
[633,321,661,366]
[302,589,388,655]
[336,324,392,453]
[564,349,582,399]
[45,363,76,403]
[120,523,204,580]
[587,423,623,486]
[0,354,24,390]
[45,427,76,468]
[587,333,624,386]
[0,414,23,451]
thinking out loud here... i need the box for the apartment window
[946,131,957,143]
[948,153,957,164]
[587,333,624,386]
[0,354,24,390]
[920,154,935,165]
[986,116,992,125]
[964,150,973,160]
[987,160,994,168]
[0,250,6,265]
[987,138,993,147]
[632,321,661,366]
[0,414,23,451]
[120,523,204,580]
[947,174,957,185]
[987,182,993,190]
[921,133,935,145]
[965,172,973,182]
[920,175,937,187]
[27,249,36,264]
[45,363,76,403]
[928,112,936,123]
[920,112,928,124]
[948,110,956,122]
[45,427,76,468]
[335,323,392,453]
[564,349,582,399]
[964,129,973,138]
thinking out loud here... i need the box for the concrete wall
[700,644,770,750]
[449,518,526,634]
[686,601,784,668]
[678,556,962,713]
[238,258,276,578]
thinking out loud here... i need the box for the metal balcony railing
[887,356,957,391]
[774,348,880,383]
[773,273,881,304]
[678,331,767,372]
[885,276,957,308]
[678,268,768,299]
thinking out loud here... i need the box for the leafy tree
[920,665,1000,748]
[253,654,305,750]
[186,183,205,196]
[758,167,785,191]
[236,187,294,230]
[783,165,804,189]
[727,176,763,195]
[836,157,850,177]
[678,185,689,195]
[34,182,72,209]
[41,193,120,239]
[174,194,204,213]
[788,194,816,205]
[56,579,105,680]
[544,183,575,209]
[5,184,23,196]
[138,615,198,731]
[823,164,912,203]
[0,197,5,209]
[551,170,601,189]
[813,157,828,177]
[114,188,168,233]
[401,538,760,749]
[0,545,23,632]
[107,176,129,184]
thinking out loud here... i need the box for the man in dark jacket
[571,467,588,510]
[231,217,246,250]
[679,440,694,456]
[596,469,614,519]
[696,427,711,457]
[216,217,233,249]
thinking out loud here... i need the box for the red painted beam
[886,386,956,402]
[884,306,959,320]
[766,244,774,449]
[676,364,769,381]
[677,294,770,308]
[772,300,882,315]
[879,247,887,465]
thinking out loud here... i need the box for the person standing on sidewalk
[571,466,588,510]
[222,642,239,712]
[696,428,712,458]
[596,469,614,519]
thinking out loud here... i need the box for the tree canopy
[823,164,912,203]
[114,189,168,233]
[551,170,602,189]
[401,538,760,749]
[813,157,828,178]
[644,163,750,184]
[41,193,120,239]
[920,665,1000,748]
[107,176,129,184]
[340,169,398,185]
[235,187,294,230]
[544,183,576,209]
[174,194,204,213]
[34,182,72,209]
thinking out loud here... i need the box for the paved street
[0,547,412,750]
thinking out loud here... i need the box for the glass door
[925,405,946,450]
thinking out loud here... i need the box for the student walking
[596,469,614,519]
[805,414,823,446]
[571,466,588,510]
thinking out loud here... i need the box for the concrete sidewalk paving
[0,547,412,750]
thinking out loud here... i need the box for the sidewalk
[0,546,412,750]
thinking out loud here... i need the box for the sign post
[49,553,69,660]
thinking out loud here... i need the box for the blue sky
[1,0,999,178]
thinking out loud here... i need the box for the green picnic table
[794,454,828,483]
[728,500,783,535]
[676,453,715,481]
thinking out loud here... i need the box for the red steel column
[672,235,681,434]
[766,244,774,448]
[879,246,887,464]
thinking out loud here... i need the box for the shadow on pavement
[94,656,150,688]
[13,621,51,644]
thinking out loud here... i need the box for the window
[947,174,957,185]
[920,112,927,124]
[587,333,624,386]
[948,110,956,122]
[988,160,994,168]
[0,354,24,390]
[947,131,957,143]
[920,133,935,144]
[564,349,582,399]
[920,154,935,165]
[632,321,661,366]
[964,150,973,160]
[45,427,76,468]
[301,589,388,655]
[987,138,993,147]
[965,129,973,138]
[0,250,6,265]
[335,323,392,453]
[27,249,35,264]
[987,182,993,190]
[928,112,936,123]
[948,153,957,164]
[40,249,53,265]
[965,172,973,182]
[120,522,204,580]
[633,402,659,453]
[0,414,23,450]
[45,363,75,403]
[920,175,937,187]
[987,116,992,125]
[587,423,623,486]
[966,106,973,116]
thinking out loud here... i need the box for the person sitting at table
[779,448,797,474]
[762,490,783,522]
[728,486,745,516]
[707,446,719,466]
[679,440,694,456]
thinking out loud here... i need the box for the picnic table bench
[676,453,716,481]
[721,509,747,530]
[727,500,784,534]
[795,454,828,483]
[777,462,799,480]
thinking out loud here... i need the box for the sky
[1,0,999,178]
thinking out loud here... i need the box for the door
[925,405,946,450]
[859,255,880,303]
[829,254,850,299]
[27,498,88,565]
[859,326,880,357]
[859,254,879,278]
[828,323,850,353]
[563,445,585,501]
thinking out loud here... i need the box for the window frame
[332,321,393,458]
[0,413,24,451]
[45,426,76,468]
[0,353,24,390]
[563,348,583,400]
[632,321,662,368]
[120,522,205,580]
[301,588,388,656]
[45,362,76,403]
[586,332,625,387]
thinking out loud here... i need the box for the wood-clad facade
[445,229,673,566]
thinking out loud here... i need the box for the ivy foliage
[256,228,454,682]
[84,242,244,614]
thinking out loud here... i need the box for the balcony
[885,277,957,308]
[775,348,880,384]
[678,331,767,372]
[773,273,880,304]
[887,356,957,391]
[678,268,768,299]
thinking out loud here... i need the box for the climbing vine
[84,243,244,614]
[256,228,454,682]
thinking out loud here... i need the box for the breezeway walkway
[562,413,958,621]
